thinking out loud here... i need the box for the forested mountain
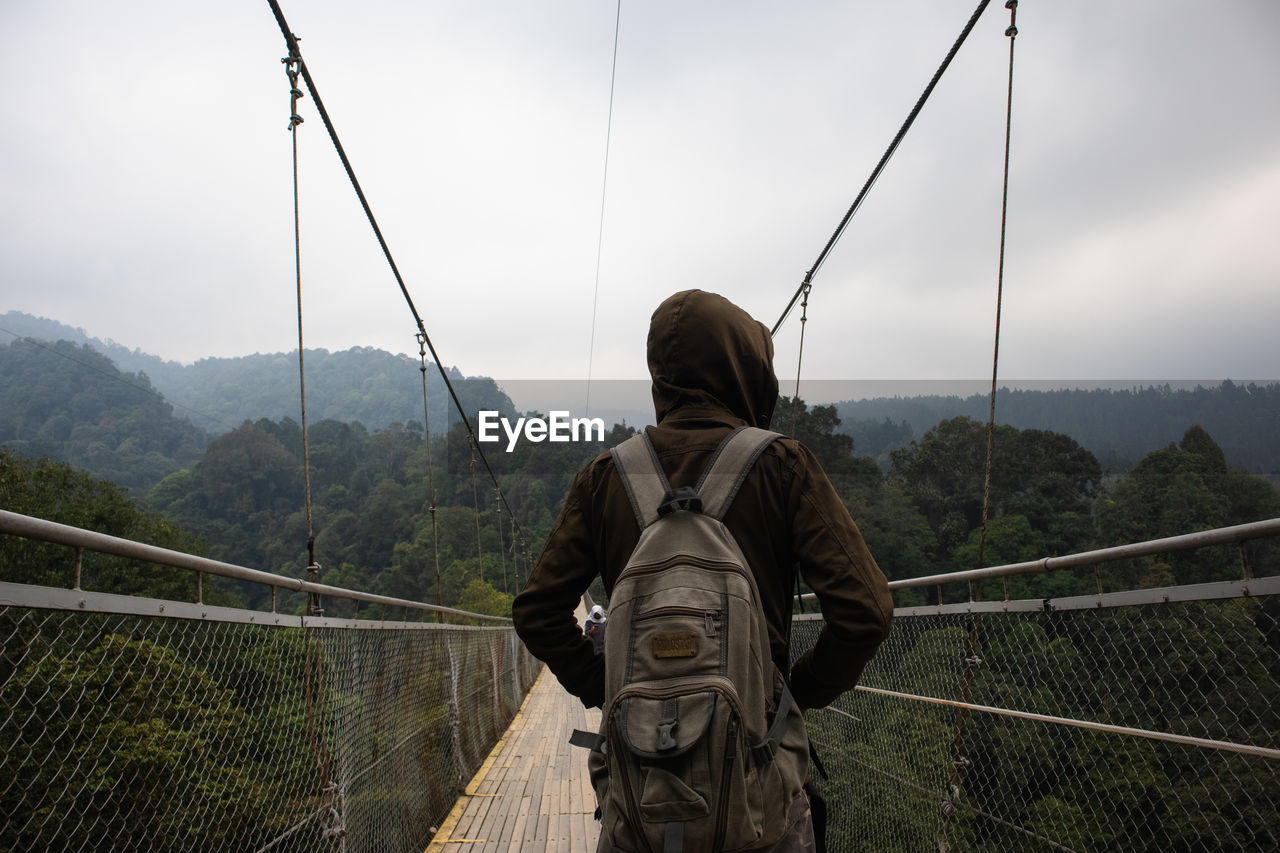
[836,381,1280,479]
[1,311,511,434]
[0,331,515,495]
[1,311,182,390]
[0,338,208,493]
[6,312,1277,478]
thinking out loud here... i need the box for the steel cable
[585,0,623,417]
[265,0,529,548]
[941,3,1020,846]
[772,0,993,337]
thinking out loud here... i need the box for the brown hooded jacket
[512,289,893,711]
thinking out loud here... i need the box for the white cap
[588,605,605,621]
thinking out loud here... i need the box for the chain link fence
[0,603,539,853]
[796,587,1280,852]
[4,507,1278,852]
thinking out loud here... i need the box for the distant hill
[1,311,513,435]
[5,311,1276,485]
[0,337,209,493]
[836,382,1280,480]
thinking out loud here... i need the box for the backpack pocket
[619,690,717,759]
[628,590,728,681]
[607,685,767,852]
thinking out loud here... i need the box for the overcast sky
[3,0,1278,393]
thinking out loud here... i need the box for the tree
[455,578,514,620]
[0,635,280,851]
[0,450,224,603]
[889,418,1100,567]
[1094,426,1280,586]
[0,337,208,494]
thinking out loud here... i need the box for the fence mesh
[796,593,1280,852]
[4,587,1278,851]
[0,605,539,853]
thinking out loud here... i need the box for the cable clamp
[282,46,306,130]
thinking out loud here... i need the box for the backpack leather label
[652,632,698,658]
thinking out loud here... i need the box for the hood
[647,290,779,428]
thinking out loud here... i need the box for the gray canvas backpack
[572,426,809,852]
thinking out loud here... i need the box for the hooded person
[512,289,893,848]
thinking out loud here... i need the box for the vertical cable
[585,0,623,416]
[976,1,1019,579]
[495,487,508,595]
[942,3,1019,845]
[266,0,528,550]
[285,52,316,576]
[789,283,812,437]
[284,42,337,835]
[510,513,521,588]
[470,438,484,583]
[417,333,443,609]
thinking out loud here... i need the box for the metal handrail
[795,517,1280,604]
[891,516,1280,589]
[0,508,510,622]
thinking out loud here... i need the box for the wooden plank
[503,795,533,853]
[426,643,607,852]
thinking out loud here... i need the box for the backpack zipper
[618,553,751,582]
[633,605,722,636]
[713,716,740,851]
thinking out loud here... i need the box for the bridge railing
[796,518,1280,852]
[0,509,540,853]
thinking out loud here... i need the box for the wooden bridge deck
[426,666,602,853]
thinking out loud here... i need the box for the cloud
[2,0,1276,386]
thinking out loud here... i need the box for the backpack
[571,426,809,852]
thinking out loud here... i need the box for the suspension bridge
[3,0,1278,850]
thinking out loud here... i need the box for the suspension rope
[520,535,533,589]
[942,3,1019,843]
[265,0,529,549]
[469,438,484,583]
[285,48,315,572]
[284,41,336,831]
[504,512,514,584]
[494,487,508,595]
[585,0,623,417]
[976,0,1019,578]
[771,0,993,338]
[416,333,443,608]
[788,283,811,437]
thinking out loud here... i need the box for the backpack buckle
[752,739,778,765]
[658,486,702,517]
[656,718,679,750]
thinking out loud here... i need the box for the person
[512,289,894,850]
[583,604,607,655]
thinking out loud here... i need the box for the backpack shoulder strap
[610,432,671,530]
[696,426,780,521]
